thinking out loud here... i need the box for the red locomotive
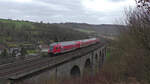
[48,38,99,56]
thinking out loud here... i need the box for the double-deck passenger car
[48,38,99,56]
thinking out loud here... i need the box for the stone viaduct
[0,42,107,84]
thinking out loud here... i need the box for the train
[48,38,99,56]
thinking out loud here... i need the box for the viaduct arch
[70,65,81,77]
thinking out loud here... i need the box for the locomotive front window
[49,46,53,50]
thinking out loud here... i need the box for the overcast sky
[0,0,136,24]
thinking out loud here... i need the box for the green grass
[106,52,110,60]
[76,29,95,34]
[0,19,34,29]
[27,50,37,54]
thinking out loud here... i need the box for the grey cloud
[0,0,126,24]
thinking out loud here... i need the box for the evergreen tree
[1,49,8,58]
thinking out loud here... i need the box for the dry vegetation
[102,6,150,84]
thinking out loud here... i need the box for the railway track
[0,55,42,71]
[0,55,42,70]
[0,43,104,79]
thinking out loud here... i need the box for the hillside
[0,19,123,46]
[0,19,89,46]
[56,23,124,37]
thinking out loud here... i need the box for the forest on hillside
[0,18,123,47]
[0,19,89,46]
